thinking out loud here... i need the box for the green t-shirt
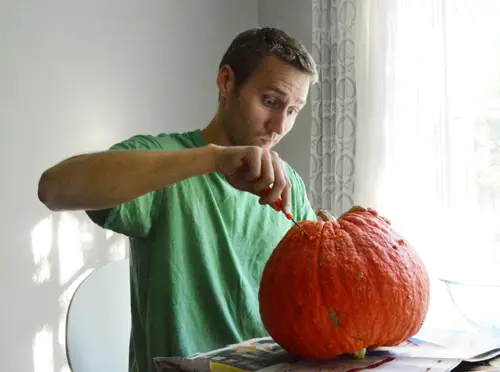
[86,129,317,372]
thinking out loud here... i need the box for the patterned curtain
[309,0,357,217]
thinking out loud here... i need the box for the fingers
[349,206,368,214]
[251,150,275,193]
[339,205,367,219]
[258,151,289,211]
[222,146,292,214]
[262,151,286,199]
[339,206,391,225]
[279,162,292,216]
[243,147,263,181]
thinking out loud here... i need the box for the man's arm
[38,145,217,212]
[38,138,296,217]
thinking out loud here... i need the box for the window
[354,0,500,328]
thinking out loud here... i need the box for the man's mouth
[260,138,274,146]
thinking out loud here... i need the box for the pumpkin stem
[352,348,367,359]
[316,209,337,222]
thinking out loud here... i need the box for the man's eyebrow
[265,87,306,105]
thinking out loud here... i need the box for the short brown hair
[219,27,318,88]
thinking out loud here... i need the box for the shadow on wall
[29,210,127,372]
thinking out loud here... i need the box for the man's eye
[287,108,298,115]
[264,97,276,107]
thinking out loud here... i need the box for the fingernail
[283,206,292,219]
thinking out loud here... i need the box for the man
[38,27,319,371]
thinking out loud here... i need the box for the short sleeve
[285,164,318,222]
[85,134,165,239]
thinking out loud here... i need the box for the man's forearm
[38,145,217,211]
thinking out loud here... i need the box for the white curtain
[346,0,500,327]
[354,0,451,279]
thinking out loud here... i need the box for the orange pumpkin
[258,207,430,360]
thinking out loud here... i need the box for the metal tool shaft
[290,216,308,235]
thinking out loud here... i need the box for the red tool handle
[262,186,293,220]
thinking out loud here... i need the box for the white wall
[0,1,259,371]
[259,0,313,191]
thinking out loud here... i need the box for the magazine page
[154,337,293,372]
[153,337,462,372]
[257,356,461,372]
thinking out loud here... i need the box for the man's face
[219,56,310,149]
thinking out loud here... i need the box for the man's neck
[201,115,232,147]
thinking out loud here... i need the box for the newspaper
[153,326,500,372]
[453,356,500,371]
[413,327,500,362]
[153,336,464,372]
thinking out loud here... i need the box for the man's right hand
[211,145,292,215]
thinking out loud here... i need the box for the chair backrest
[66,258,131,372]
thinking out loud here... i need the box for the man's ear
[216,65,236,99]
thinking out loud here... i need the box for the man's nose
[269,110,288,135]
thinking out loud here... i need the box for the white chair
[66,258,131,372]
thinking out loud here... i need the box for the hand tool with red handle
[262,186,308,235]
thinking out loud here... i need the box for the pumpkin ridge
[320,219,331,236]
[333,223,369,353]
[341,215,391,346]
[367,217,398,345]
[314,229,334,356]
[316,221,360,356]
[343,214,421,347]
